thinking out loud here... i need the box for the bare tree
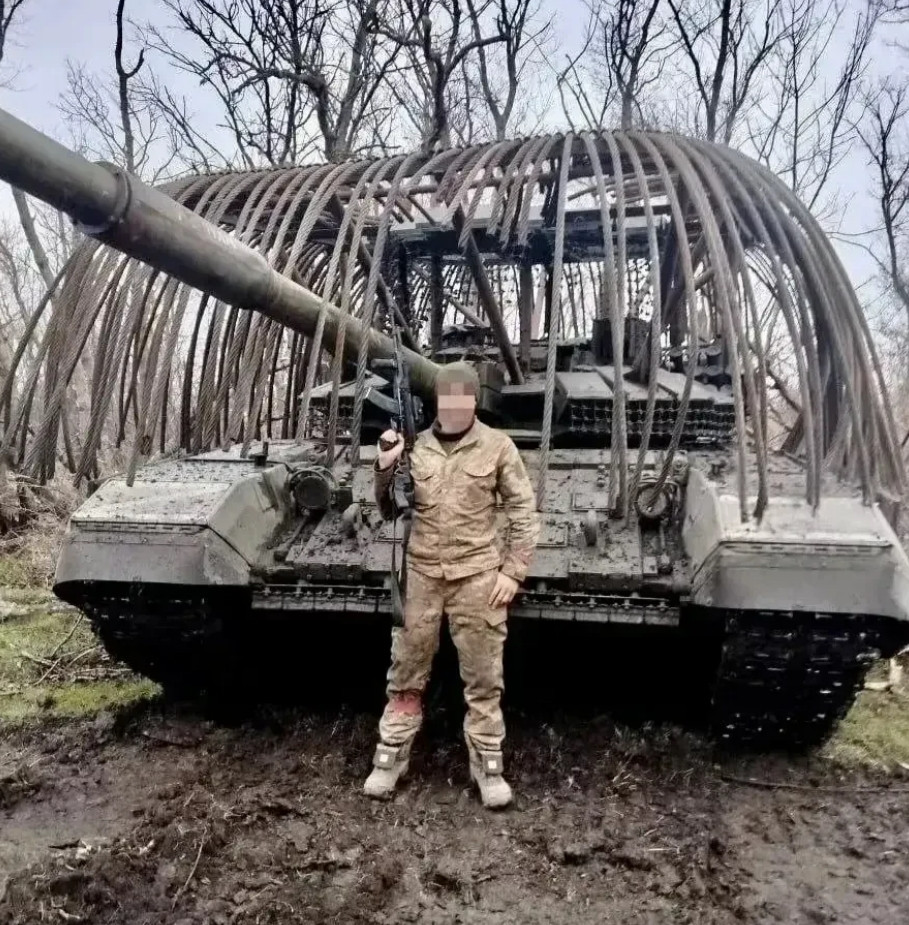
[556,0,785,138]
[667,0,784,144]
[743,1,878,215]
[881,1,909,18]
[116,0,143,172]
[558,0,672,131]
[10,188,54,291]
[464,0,549,141]
[132,73,229,173]
[872,300,909,447]
[147,0,405,165]
[880,0,909,58]
[857,83,909,330]
[0,2,54,300]
[0,1,26,46]
[605,0,671,129]
[555,0,878,178]
[59,0,162,178]
[374,0,508,150]
[0,223,37,326]
[0,220,44,369]
[0,0,28,87]
[0,0,51,391]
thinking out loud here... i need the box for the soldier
[365,361,540,808]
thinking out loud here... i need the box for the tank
[0,107,907,748]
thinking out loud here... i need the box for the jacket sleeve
[374,460,396,521]
[496,438,540,583]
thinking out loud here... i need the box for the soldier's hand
[489,572,519,607]
[377,429,404,470]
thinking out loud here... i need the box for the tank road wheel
[709,610,887,750]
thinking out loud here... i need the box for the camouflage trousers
[378,567,507,754]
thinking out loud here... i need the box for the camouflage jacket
[375,420,540,582]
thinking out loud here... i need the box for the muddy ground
[2,688,909,925]
[2,577,908,925]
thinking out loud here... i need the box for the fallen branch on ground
[31,639,106,688]
[15,648,54,668]
[46,615,85,662]
[172,828,208,910]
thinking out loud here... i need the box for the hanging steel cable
[0,109,901,513]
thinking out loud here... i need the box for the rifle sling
[390,509,411,627]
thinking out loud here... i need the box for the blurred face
[436,381,477,434]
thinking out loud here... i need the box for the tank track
[80,590,234,697]
[709,609,901,750]
[77,586,904,750]
[74,585,391,703]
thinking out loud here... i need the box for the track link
[710,610,900,750]
[74,585,908,751]
[81,591,232,697]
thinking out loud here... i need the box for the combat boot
[469,748,512,809]
[363,741,411,800]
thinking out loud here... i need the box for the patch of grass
[0,605,94,688]
[0,679,159,724]
[0,582,160,726]
[827,683,909,770]
[0,555,38,590]
[0,586,60,607]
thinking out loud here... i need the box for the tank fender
[682,468,909,621]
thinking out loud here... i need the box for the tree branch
[115,0,144,173]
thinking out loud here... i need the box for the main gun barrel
[0,106,439,398]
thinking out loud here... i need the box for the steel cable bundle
[0,130,901,515]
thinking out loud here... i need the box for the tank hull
[53,440,909,747]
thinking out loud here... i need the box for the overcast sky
[0,0,899,301]
[2,0,132,132]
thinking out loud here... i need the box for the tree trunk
[12,188,55,290]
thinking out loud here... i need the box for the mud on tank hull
[52,441,909,749]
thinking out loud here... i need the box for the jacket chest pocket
[410,458,441,509]
[457,457,497,512]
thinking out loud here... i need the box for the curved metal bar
[0,110,899,508]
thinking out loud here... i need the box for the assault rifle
[374,319,421,627]
[379,320,417,515]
